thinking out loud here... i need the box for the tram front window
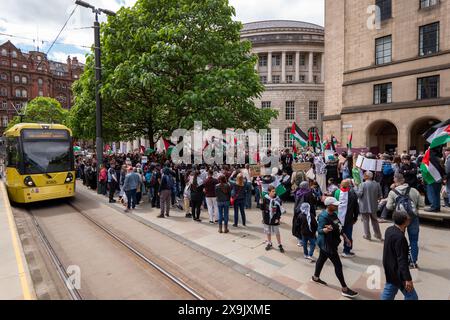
[22,140,71,174]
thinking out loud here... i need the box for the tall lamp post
[75,1,115,193]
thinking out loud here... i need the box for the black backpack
[393,187,417,217]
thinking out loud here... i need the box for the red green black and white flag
[423,119,450,149]
[290,122,308,147]
[420,148,443,184]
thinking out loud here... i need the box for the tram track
[27,201,206,300]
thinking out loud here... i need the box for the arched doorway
[367,120,398,154]
[409,117,441,153]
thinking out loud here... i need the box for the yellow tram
[1,123,75,203]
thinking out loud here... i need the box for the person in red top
[204,170,219,224]
[98,164,108,196]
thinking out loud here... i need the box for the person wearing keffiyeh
[299,202,318,261]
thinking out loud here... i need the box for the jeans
[255,189,260,206]
[426,182,441,211]
[407,216,420,264]
[245,192,252,209]
[233,199,246,226]
[302,237,316,257]
[125,189,137,209]
[380,282,418,300]
[147,186,154,203]
[314,249,347,288]
[217,201,230,225]
[342,224,353,254]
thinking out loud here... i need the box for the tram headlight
[65,172,74,183]
[24,176,36,187]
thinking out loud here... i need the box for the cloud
[0,0,324,61]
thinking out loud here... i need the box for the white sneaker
[341,252,356,258]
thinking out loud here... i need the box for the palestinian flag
[145,147,155,155]
[290,122,308,147]
[272,176,287,197]
[163,138,175,156]
[423,119,450,149]
[73,145,81,152]
[420,148,443,184]
[315,132,322,152]
[292,143,298,158]
[347,132,353,150]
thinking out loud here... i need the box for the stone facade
[324,0,450,154]
[241,20,325,149]
[0,41,83,135]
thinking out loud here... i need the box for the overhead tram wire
[35,3,79,69]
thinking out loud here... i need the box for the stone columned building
[324,0,450,154]
[241,20,325,149]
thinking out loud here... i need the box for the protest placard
[250,165,262,177]
[292,162,311,172]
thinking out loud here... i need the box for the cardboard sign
[141,156,148,164]
[250,165,262,177]
[292,162,311,172]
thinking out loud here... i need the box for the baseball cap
[324,197,341,207]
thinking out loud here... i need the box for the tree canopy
[70,0,277,147]
[7,97,68,130]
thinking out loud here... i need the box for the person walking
[311,197,358,298]
[107,164,118,203]
[386,173,422,268]
[334,179,359,257]
[123,167,140,212]
[158,167,174,218]
[215,175,231,233]
[261,186,285,253]
[299,202,318,262]
[204,170,219,224]
[356,171,383,241]
[381,212,419,300]
[229,172,247,227]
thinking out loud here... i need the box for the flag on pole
[290,122,308,147]
[315,131,322,152]
[423,119,450,149]
[347,132,353,150]
[163,138,175,156]
[420,148,443,184]
[292,143,298,158]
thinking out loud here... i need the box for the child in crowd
[261,185,286,252]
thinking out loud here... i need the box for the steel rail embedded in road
[66,202,205,300]
[30,211,83,300]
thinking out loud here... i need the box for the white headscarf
[300,202,312,232]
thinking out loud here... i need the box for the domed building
[241,20,325,149]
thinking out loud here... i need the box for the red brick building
[0,40,84,134]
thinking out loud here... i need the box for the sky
[0,0,324,64]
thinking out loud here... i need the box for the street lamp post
[75,1,115,194]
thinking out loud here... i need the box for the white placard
[356,155,364,168]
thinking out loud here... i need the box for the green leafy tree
[71,0,277,147]
[7,97,68,130]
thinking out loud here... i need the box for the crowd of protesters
[74,145,450,300]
